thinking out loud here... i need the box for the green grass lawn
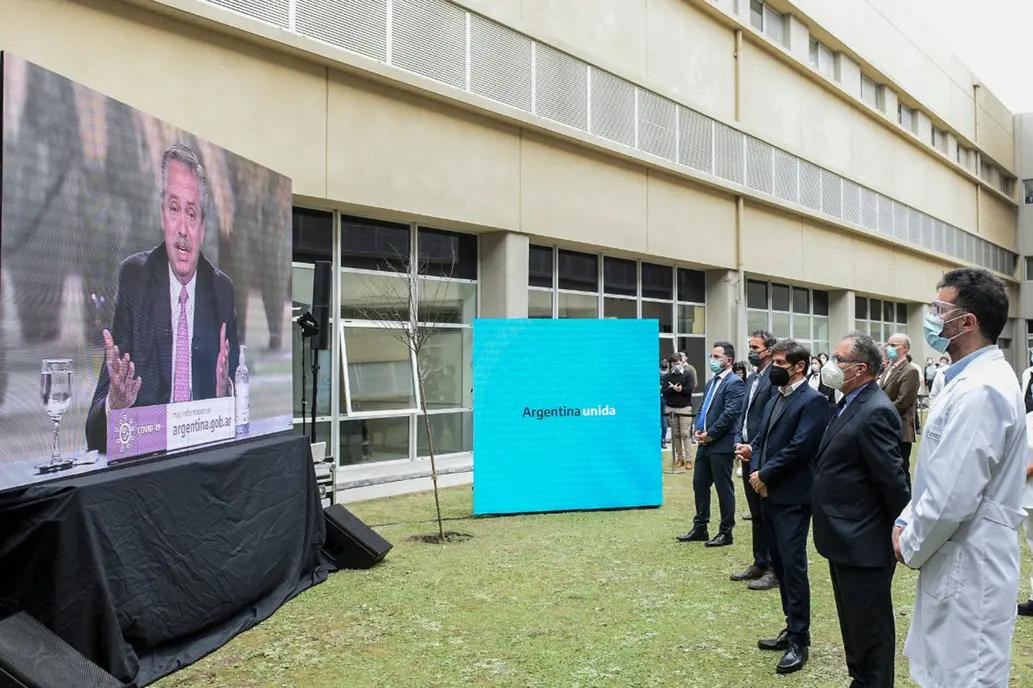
[156,456,1033,688]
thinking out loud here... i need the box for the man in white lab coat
[1017,363,1033,617]
[893,267,1028,688]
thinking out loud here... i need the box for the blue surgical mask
[886,346,899,361]
[708,358,722,373]
[923,311,966,354]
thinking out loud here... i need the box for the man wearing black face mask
[731,331,779,590]
[738,340,829,675]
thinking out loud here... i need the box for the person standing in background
[923,357,937,393]
[663,354,694,468]
[806,357,836,407]
[813,333,910,687]
[894,268,1027,688]
[927,354,950,406]
[660,358,670,450]
[729,330,779,591]
[676,341,744,548]
[879,333,920,486]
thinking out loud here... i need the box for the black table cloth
[0,432,331,686]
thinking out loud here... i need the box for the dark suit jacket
[806,372,837,406]
[696,371,745,455]
[812,381,911,567]
[879,360,920,442]
[85,243,239,451]
[738,364,776,444]
[749,382,830,505]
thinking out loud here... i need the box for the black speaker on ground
[311,260,332,351]
[322,504,392,569]
[0,612,121,688]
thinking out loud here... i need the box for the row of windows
[745,279,830,356]
[748,1,1012,198]
[292,209,475,468]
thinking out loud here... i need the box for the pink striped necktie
[173,287,190,402]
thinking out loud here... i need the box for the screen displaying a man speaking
[0,53,293,489]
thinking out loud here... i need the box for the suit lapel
[817,383,873,458]
[147,247,173,396]
[192,256,218,399]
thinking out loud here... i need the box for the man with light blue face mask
[893,268,1027,688]
[675,341,745,547]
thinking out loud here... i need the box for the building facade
[1,0,1023,487]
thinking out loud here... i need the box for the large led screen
[0,53,292,490]
[473,318,661,515]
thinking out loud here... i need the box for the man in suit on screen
[85,143,239,451]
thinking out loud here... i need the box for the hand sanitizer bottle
[235,345,250,434]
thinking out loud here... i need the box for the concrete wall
[0,0,1018,348]
[739,42,978,232]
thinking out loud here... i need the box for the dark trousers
[761,500,811,645]
[740,463,769,568]
[828,561,896,688]
[899,441,912,490]
[692,449,736,535]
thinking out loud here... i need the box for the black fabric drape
[0,432,331,687]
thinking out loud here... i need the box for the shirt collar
[842,382,868,406]
[944,345,996,386]
[780,377,807,397]
[715,366,732,381]
[169,264,197,302]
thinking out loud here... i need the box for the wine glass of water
[41,358,72,465]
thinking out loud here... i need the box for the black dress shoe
[758,629,789,651]
[776,643,808,674]
[704,533,732,547]
[675,528,709,542]
[730,564,764,581]
[747,570,779,590]
[1019,599,1033,616]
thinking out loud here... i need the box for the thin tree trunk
[415,356,445,541]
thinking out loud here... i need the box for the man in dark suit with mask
[675,341,745,547]
[730,330,779,590]
[85,144,238,452]
[813,332,910,688]
[738,339,829,675]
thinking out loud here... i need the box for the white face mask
[821,358,859,391]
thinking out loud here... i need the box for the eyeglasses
[831,355,863,365]
[929,299,965,318]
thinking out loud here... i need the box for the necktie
[696,378,718,432]
[835,397,847,417]
[173,288,190,402]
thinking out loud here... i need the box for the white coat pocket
[919,541,965,603]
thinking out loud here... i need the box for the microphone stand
[300,329,308,438]
[310,337,319,444]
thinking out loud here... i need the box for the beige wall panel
[978,112,1016,171]
[739,42,803,153]
[518,0,647,82]
[743,42,977,231]
[645,172,736,269]
[849,239,896,296]
[978,193,1018,251]
[0,0,328,196]
[798,219,856,288]
[519,133,647,252]
[326,70,521,231]
[892,252,948,303]
[740,205,804,279]
[645,0,734,120]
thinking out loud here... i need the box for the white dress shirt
[169,265,197,402]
